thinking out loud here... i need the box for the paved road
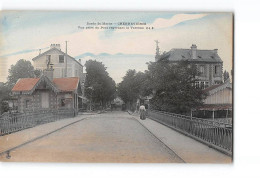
[0,111,184,163]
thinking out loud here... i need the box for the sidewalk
[131,113,232,163]
[0,115,89,155]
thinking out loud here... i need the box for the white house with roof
[32,44,84,82]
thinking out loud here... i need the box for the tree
[223,70,230,82]
[145,60,207,114]
[84,60,116,109]
[7,59,41,87]
[0,59,41,114]
[117,70,148,110]
[0,83,11,114]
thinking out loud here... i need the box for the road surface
[0,111,184,163]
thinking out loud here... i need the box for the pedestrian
[139,104,146,120]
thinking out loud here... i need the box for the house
[156,44,223,88]
[11,68,82,115]
[33,44,84,79]
[194,79,232,123]
[32,44,86,108]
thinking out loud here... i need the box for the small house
[11,68,82,115]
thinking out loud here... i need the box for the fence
[0,109,75,136]
[148,109,232,156]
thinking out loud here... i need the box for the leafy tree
[145,60,207,114]
[0,59,41,114]
[7,59,41,87]
[0,83,11,114]
[223,70,230,82]
[117,70,151,111]
[84,60,116,109]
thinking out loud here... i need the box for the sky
[0,11,233,83]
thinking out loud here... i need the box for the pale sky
[0,11,233,83]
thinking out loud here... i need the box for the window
[200,65,205,75]
[195,81,200,89]
[59,55,64,63]
[61,99,65,107]
[205,82,209,88]
[214,65,219,75]
[25,100,29,108]
[200,81,205,89]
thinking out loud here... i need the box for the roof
[12,78,40,92]
[32,47,83,67]
[203,79,232,95]
[159,48,222,63]
[53,77,79,92]
[203,83,223,93]
[12,76,79,94]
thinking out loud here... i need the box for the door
[41,92,49,108]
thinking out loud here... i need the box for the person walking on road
[139,104,146,120]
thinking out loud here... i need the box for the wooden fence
[0,109,75,136]
[148,109,232,156]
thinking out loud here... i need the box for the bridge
[0,111,232,163]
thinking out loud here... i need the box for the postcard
[0,11,233,163]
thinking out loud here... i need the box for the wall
[33,49,83,79]
[17,90,76,113]
[196,62,223,86]
[204,88,232,104]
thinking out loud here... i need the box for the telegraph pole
[65,41,68,77]
[155,40,160,62]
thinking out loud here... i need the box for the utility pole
[65,41,68,77]
[155,40,160,62]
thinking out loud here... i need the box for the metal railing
[148,109,232,156]
[0,109,75,136]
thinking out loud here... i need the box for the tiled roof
[12,76,79,92]
[159,48,222,62]
[12,78,40,92]
[53,77,79,92]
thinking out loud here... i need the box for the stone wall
[17,90,76,113]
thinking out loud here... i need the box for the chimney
[191,44,197,59]
[50,44,61,50]
[43,65,54,81]
[79,59,82,64]
[214,49,218,54]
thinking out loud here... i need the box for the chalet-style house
[11,68,82,115]
[32,44,86,108]
[156,44,223,88]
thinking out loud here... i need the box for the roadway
[0,111,184,163]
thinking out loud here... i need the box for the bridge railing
[0,109,75,136]
[148,109,232,156]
